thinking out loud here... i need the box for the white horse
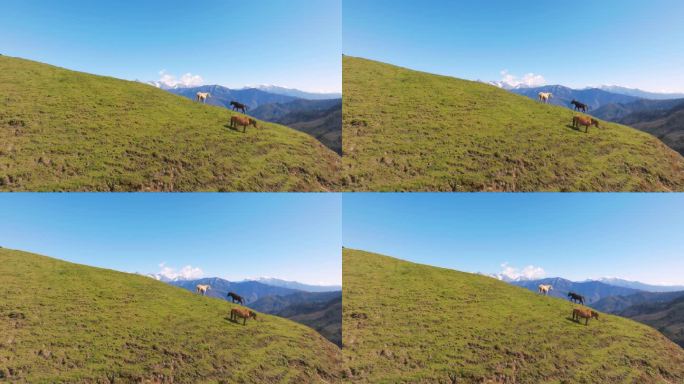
[538,284,553,295]
[196,92,210,103]
[538,92,552,104]
[196,284,210,295]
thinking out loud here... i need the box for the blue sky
[0,194,341,285]
[343,194,684,285]
[344,0,684,92]
[0,0,341,92]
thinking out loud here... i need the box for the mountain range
[250,277,341,292]
[595,85,684,100]
[245,85,341,100]
[167,277,341,345]
[166,85,299,110]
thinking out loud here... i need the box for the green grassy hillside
[342,248,684,383]
[0,248,343,383]
[0,56,340,191]
[342,56,684,191]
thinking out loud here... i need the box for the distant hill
[511,85,641,110]
[510,277,642,304]
[343,248,684,383]
[252,99,342,154]
[593,290,684,313]
[0,248,343,382]
[592,98,684,121]
[343,56,684,191]
[251,291,342,347]
[0,55,341,191]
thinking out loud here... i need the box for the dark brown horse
[230,101,248,113]
[230,307,257,325]
[572,308,599,325]
[230,116,258,133]
[227,292,245,305]
[571,100,588,112]
[567,292,585,305]
[572,115,600,132]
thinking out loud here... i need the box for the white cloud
[497,69,546,88]
[153,262,204,281]
[155,70,204,88]
[493,262,546,281]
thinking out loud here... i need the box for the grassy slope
[342,56,684,191]
[343,248,684,383]
[0,248,343,383]
[0,56,340,191]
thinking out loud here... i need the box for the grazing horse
[196,284,210,296]
[572,308,599,325]
[230,307,257,325]
[230,115,258,133]
[538,92,553,104]
[567,292,585,305]
[538,284,553,295]
[571,99,588,112]
[230,101,248,113]
[196,92,210,103]
[572,115,600,132]
[227,292,245,305]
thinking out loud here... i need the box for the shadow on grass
[224,315,245,325]
[565,316,593,326]
[565,124,587,133]
[223,123,245,133]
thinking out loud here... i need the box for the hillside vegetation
[342,57,684,191]
[0,56,340,191]
[342,248,684,383]
[618,295,684,348]
[0,248,343,383]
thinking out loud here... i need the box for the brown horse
[230,116,257,132]
[230,307,257,325]
[572,308,599,325]
[572,115,600,132]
